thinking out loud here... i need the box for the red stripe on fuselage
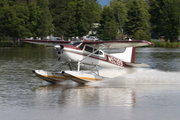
[63,49,126,67]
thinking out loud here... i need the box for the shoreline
[1,41,180,48]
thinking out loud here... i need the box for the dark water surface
[0,47,180,120]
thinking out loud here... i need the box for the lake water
[0,47,180,120]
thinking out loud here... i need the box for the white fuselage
[55,45,125,69]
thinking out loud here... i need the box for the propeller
[54,45,64,61]
[54,45,64,54]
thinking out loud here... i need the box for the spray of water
[88,68,180,86]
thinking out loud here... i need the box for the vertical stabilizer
[110,38,136,63]
[110,47,136,63]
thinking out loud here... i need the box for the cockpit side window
[84,45,104,56]
[85,46,93,53]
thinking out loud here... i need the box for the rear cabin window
[94,49,103,55]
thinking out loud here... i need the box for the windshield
[69,41,82,46]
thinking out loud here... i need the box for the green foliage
[0,0,53,41]
[75,0,88,37]
[13,3,31,38]
[1,0,180,44]
[161,0,180,42]
[84,0,102,23]
[28,2,41,38]
[49,0,102,38]
[149,0,180,42]
[110,0,127,27]
[101,20,118,40]
[99,6,118,40]
[149,0,164,34]
[66,0,88,37]
[0,2,31,40]
[49,0,70,37]
[152,41,180,48]
[36,0,53,39]
[109,0,127,39]
[125,0,150,37]
[134,30,151,41]
[66,0,78,37]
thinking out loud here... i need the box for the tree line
[0,0,180,42]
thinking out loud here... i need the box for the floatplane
[19,39,153,84]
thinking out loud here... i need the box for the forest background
[1,0,180,44]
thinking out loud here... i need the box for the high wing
[19,39,70,46]
[82,40,154,49]
[19,39,154,48]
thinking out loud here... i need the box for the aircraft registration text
[108,56,123,66]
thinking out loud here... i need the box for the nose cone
[54,45,61,49]
[54,45,64,56]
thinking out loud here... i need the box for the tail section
[110,47,136,63]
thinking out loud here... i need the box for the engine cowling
[54,45,64,56]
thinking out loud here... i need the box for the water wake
[88,68,180,85]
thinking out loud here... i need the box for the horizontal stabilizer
[125,62,150,67]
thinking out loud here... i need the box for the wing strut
[77,44,105,76]
[79,44,105,63]
[77,44,105,73]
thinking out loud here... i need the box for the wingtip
[143,40,155,46]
